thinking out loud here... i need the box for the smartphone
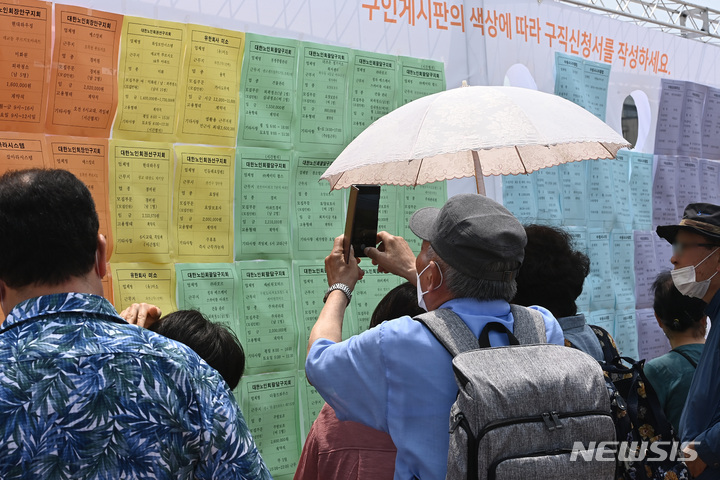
[343,184,381,263]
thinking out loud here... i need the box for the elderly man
[657,202,720,480]
[0,169,271,479]
[305,193,563,479]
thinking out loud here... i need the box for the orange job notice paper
[46,4,122,137]
[0,132,49,174]
[0,0,52,133]
[45,135,114,260]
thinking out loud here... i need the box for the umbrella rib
[412,159,423,187]
[409,93,443,157]
[514,146,529,174]
[600,141,616,158]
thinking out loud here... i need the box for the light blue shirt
[680,289,720,479]
[306,298,563,480]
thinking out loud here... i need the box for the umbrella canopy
[321,85,631,192]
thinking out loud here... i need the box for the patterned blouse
[0,293,272,480]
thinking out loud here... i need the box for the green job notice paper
[292,260,358,370]
[398,182,447,255]
[299,380,325,440]
[349,51,399,140]
[235,147,292,259]
[399,56,446,105]
[236,260,297,375]
[377,184,400,235]
[350,269,403,332]
[296,42,352,151]
[238,34,298,148]
[240,372,301,480]
[292,153,344,259]
[175,262,237,324]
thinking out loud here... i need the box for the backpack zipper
[449,409,612,440]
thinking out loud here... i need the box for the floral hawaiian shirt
[0,293,272,480]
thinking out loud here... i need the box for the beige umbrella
[321,83,631,194]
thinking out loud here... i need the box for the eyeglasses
[671,242,720,255]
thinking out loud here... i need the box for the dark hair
[370,282,424,328]
[0,169,99,288]
[512,224,590,318]
[652,270,706,334]
[151,310,245,389]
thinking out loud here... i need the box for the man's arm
[683,442,707,478]
[688,423,720,476]
[307,236,362,355]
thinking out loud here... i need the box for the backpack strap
[671,348,699,368]
[414,305,547,357]
[589,324,622,364]
[509,304,546,345]
[622,356,676,440]
[414,308,479,357]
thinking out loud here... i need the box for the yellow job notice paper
[114,17,187,142]
[110,262,176,317]
[177,25,244,146]
[109,140,174,263]
[173,145,235,263]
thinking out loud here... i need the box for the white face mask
[671,247,719,299]
[416,263,443,311]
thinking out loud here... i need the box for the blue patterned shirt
[0,293,272,480]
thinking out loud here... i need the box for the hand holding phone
[343,185,381,263]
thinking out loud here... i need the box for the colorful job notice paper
[177,25,244,146]
[0,132,48,173]
[238,34,297,148]
[114,17,186,142]
[110,262,176,316]
[292,153,344,259]
[109,140,173,263]
[399,56,446,104]
[554,52,610,121]
[292,260,358,370]
[173,145,234,263]
[349,52,398,140]
[45,135,114,259]
[235,260,297,376]
[0,0,52,133]
[296,42,352,151]
[240,372,301,480]
[175,263,237,324]
[235,147,292,259]
[47,4,122,137]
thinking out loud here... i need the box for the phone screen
[343,185,381,263]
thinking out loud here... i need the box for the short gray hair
[428,245,518,302]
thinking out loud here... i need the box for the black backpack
[576,326,690,480]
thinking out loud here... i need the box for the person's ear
[95,233,107,279]
[428,261,443,290]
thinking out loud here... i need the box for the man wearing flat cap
[305,193,563,479]
[657,202,720,480]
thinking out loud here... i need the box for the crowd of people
[0,167,719,479]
